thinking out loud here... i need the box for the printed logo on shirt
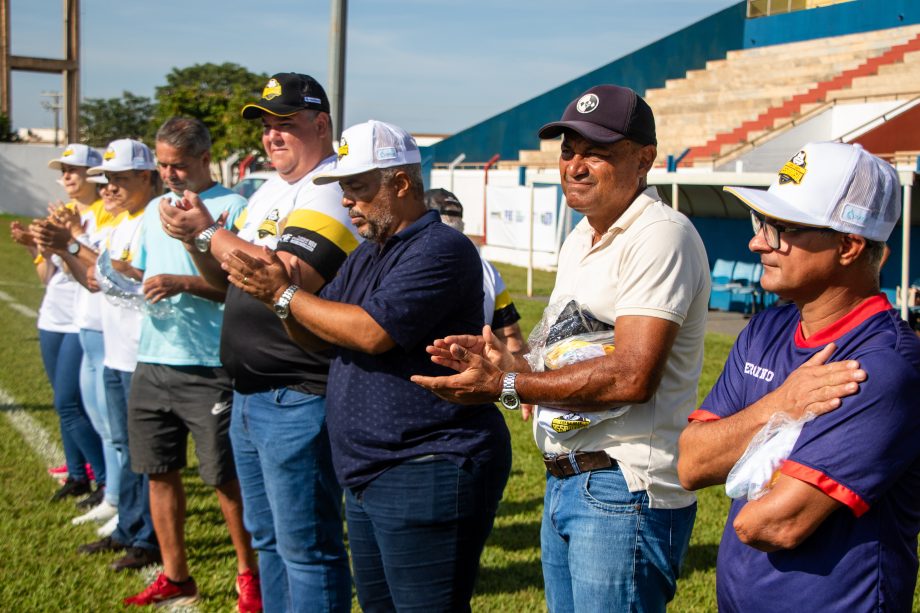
[210,401,231,416]
[258,208,281,239]
[743,362,775,382]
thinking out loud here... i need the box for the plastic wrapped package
[95,249,176,320]
[726,411,815,501]
[525,297,628,440]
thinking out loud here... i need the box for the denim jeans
[541,466,696,613]
[78,329,119,505]
[103,367,157,552]
[231,389,350,613]
[345,451,511,613]
[38,329,105,485]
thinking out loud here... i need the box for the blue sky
[8,0,738,135]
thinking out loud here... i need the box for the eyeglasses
[750,211,827,250]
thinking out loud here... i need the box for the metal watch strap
[274,284,300,319]
[195,223,220,253]
[499,372,520,410]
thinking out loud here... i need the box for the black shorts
[127,362,235,486]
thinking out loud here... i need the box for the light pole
[40,90,63,146]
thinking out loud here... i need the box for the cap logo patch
[304,96,322,105]
[262,78,282,101]
[337,138,348,160]
[778,150,806,185]
[576,93,599,114]
[103,148,116,161]
[62,148,74,157]
[376,147,397,161]
[841,203,870,225]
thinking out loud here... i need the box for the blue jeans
[345,451,511,613]
[231,389,350,613]
[541,467,696,613]
[39,329,105,485]
[79,329,119,505]
[104,367,157,551]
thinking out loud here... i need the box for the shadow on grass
[487,519,541,552]
[497,495,543,517]
[0,402,55,413]
[682,543,719,574]
[476,558,544,595]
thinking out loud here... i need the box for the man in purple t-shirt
[678,142,920,611]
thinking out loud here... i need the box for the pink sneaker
[236,570,262,612]
[47,464,68,477]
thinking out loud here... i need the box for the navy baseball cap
[539,85,656,146]
[425,188,464,216]
[241,73,330,119]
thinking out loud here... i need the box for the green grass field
[1,213,916,611]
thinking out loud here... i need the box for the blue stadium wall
[744,0,920,49]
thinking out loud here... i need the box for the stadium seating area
[709,258,772,313]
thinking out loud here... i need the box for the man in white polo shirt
[414,85,711,612]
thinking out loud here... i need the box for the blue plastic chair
[709,259,737,311]
[730,263,763,313]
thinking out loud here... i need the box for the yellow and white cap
[87,139,156,176]
[313,120,421,185]
[47,143,102,170]
[724,142,901,242]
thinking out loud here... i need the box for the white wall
[0,143,68,217]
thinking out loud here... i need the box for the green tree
[0,112,20,142]
[152,62,267,162]
[79,91,156,147]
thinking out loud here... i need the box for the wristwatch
[499,372,521,411]
[194,223,220,253]
[273,284,300,319]
[67,241,81,256]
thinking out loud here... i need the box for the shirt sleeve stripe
[494,288,513,311]
[491,302,521,329]
[688,408,721,422]
[285,209,359,254]
[781,459,870,517]
[275,229,348,282]
[234,208,248,231]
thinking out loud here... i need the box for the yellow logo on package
[262,79,282,101]
[103,148,116,161]
[778,150,807,185]
[551,414,592,434]
[337,139,348,159]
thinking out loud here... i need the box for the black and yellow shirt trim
[276,209,360,282]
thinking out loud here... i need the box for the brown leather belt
[543,451,615,479]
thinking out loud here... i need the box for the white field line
[0,387,64,467]
[0,289,39,318]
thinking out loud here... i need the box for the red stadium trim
[688,409,721,423]
[781,460,870,517]
[795,294,892,348]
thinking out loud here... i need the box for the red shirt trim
[781,459,870,517]
[794,294,892,348]
[688,408,721,423]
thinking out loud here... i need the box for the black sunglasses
[750,211,830,249]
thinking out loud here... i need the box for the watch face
[274,303,290,319]
[194,234,210,253]
[67,242,80,255]
[500,392,520,411]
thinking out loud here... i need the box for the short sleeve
[363,238,483,350]
[692,328,751,422]
[615,220,706,324]
[276,184,360,281]
[488,266,521,328]
[781,350,920,516]
[132,212,150,271]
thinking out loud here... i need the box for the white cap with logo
[87,139,156,176]
[313,120,421,185]
[48,143,102,170]
[724,142,901,242]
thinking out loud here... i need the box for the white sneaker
[96,513,119,537]
[72,500,118,526]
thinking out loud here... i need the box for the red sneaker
[236,570,262,613]
[123,572,199,607]
[47,464,68,477]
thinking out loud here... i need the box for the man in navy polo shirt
[678,142,920,611]
[223,119,512,612]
